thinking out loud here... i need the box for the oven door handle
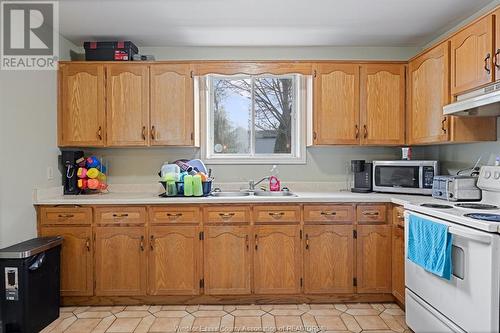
[448,227,492,244]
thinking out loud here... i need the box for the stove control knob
[484,171,492,179]
[494,171,500,180]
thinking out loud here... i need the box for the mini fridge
[0,237,62,333]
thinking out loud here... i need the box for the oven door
[373,165,421,193]
[404,211,500,333]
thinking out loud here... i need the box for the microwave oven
[372,160,439,195]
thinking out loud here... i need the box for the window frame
[201,73,308,165]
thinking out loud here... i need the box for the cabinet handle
[219,212,235,220]
[495,49,500,69]
[363,125,368,139]
[112,213,129,218]
[151,126,156,140]
[355,125,359,139]
[397,214,404,220]
[166,213,183,219]
[363,211,379,216]
[268,212,285,219]
[441,117,447,134]
[141,126,147,140]
[58,214,74,218]
[305,234,309,250]
[97,126,102,141]
[254,234,258,250]
[320,211,337,216]
[86,238,90,252]
[313,131,317,140]
[150,235,154,251]
[140,236,144,251]
[485,53,491,74]
[245,234,249,251]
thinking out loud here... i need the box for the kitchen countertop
[33,185,436,206]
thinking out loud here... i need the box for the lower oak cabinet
[40,226,93,296]
[303,225,354,294]
[204,226,252,295]
[149,226,201,295]
[253,225,302,294]
[392,206,405,304]
[94,226,147,296]
[356,225,392,293]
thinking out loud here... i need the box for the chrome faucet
[248,176,270,191]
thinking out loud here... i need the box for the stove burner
[420,203,453,209]
[455,203,499,210]
[464,213,500,222]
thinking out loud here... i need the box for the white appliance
[372,160,438,195]
[404,165,500,333]
[443,82,500,117]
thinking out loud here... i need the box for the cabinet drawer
[95,207,147,224]
[204,206,250,224]
[40,207,92,225]
[149,206,200,224]
[254,205,300,224]
[357,204,387,224]
[304,205,354,224]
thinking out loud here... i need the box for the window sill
[203,156,307,165]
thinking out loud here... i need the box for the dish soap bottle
[269,165,281,192]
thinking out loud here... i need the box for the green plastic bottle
[183,175,193,196]
[193,174,203,197]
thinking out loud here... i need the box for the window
[202,74,308,164]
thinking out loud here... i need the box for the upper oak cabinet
[150,64,194,146]
[313,63,360,145]
[360,64,406,145]
[408,42,450,144]
[58,63,106,147]
[58,62,196,148]
[106,64,150,146]
[450,14,494,96]
[409,41,497,145]
[313,62,405,146]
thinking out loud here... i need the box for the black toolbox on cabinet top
[83,41,138,61]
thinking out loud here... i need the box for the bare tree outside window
[211,75,295,156]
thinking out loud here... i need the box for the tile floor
[41,303,408,333]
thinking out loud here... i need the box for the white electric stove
[403,166,500,333]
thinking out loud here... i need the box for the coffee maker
[351,160,373,193]
[60,150,84,195]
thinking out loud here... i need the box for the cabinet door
[254,225,301,294]
[313,63,360,145]
[59,64,105,147]
[304,225,354,294]
[95,227,147,296]
[360,64,405,145]
[149,226,200,295]
[204,226,251,295]
[40,226,93,296]
[450,15,493,95]
[150,64,194,146]
[356,225,392,293]
[392,224,405,304]
[106,64,150,146]
[408,42,450,144]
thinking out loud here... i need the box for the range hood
[443,83,500,117]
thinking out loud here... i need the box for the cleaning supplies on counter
[158,160,213,198]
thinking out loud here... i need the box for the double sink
[212,190,297,198]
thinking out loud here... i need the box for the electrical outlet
[47,166,54,180]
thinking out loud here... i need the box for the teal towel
[407,214,453,280]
